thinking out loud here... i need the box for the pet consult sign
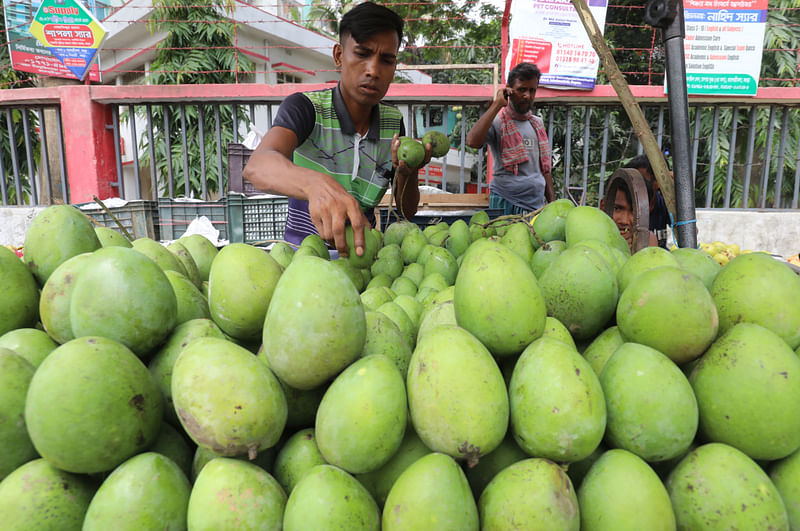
[505,0,609,91]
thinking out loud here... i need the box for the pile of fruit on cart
[1,198,800,530]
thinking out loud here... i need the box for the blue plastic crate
[157,198,228,241]
[227,194,289,244]
[77,200,159,240]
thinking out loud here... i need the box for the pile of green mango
[2,200,800,530]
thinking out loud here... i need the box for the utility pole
[645,0,698,248]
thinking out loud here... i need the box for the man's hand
[545,182,555,204]
[391,134,430,219]
[391,134,433,175]
[495,86,510,107]
[306,175,368,258]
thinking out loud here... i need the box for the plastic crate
[227,143,262,196]
[227,194,289,244]
[157,198,228,241]
[77,200,159,240]
[379,207,504,231]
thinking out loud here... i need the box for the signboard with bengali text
[683,0,767,95]
[2,0,103,82]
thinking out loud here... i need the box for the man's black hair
[339,2,404,46]
[624,154,653,176]
[507,62,541,86]
[624,155,655,202]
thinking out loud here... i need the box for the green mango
[345,225,380,269]
[273,428,328,495]
[0,246,39,337]
[0,349,37,480]
[83,452,190,531]
[445,219,471,258]
[94,226,132,247]
[315,355,407,474]
[179,234,219,281]
[38,252,94,345]
[362,311,413,377]
[690,323,800,461]
[300,233,330,260]
[148,422,193,478]
[167,240,203,287]
[23,205,101,285]
[408,326,508,466]
[667,443,789,529]
[356,427,431,508]
[269,241,295,269]
[0,327,57,368]
[710,252,800,349]
[422,130,450,157]
[580,449,675,530]
[602,342,698,462]
[0,459,96,529]
[131,237,188,277]
[263,256,366,390]
[539,245,618,341]
[187,457,286,531]
[617,266,718,364]
[172,337,287,458]
[383,220,416,248]
[164,270,210,325]
[510,337,606,462]
[382,453,478,530]
[148,318,225,427]
[25,336,163,474]
[285,464,380,530]
[480,458,580,530]
[499,221,536,264]
[455,239,546,356]
[671,246,721,290]
[208,243,282,342]
[532,198,574,242]
[69,247,177,355]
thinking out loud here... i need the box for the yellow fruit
[713,252,731,266]
[709,242,726,255]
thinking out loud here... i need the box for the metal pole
[723,105,738,208]
[647,0,696,248]
[705,106,720,208]
[598,110,610,206]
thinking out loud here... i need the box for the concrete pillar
[58,85,118,203]
[36,76,80,204]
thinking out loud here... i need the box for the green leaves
[140,0,254,197]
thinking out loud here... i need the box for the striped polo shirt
[272,84,404,245]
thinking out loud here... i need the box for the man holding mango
[244,2,431,257]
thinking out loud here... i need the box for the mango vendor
[243,2,431,257]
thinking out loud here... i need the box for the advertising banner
[683,0,767,95]
[3,0,104,82]
[506,0,608,90]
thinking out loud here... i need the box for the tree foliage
[545,2,800,209]
[136,0,254,198]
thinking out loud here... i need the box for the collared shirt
[273,84,404,245]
